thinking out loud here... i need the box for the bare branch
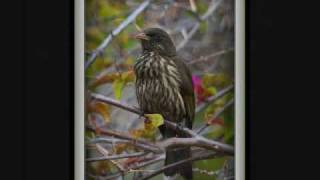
[87,127,161,153]
[140,151,221,180]
[90,93,234,155]
[196,98,234,134]
[96,144,125,172]
[201,0,223,20]
[157,137,234,155]
[177,23,200,51]
[192,168,220,177]
[177,0,223,50]
[91,93,141,115]
[85,0,151,70]
[189,0,197,12]
[86,152,147,162]
[102,154,165,180]
[101,149,220,180]
[188,48,234,65]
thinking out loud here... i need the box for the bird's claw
[175,122,184,133]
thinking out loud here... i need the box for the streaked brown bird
[134,28,195,180]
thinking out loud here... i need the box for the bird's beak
[134,32,150,41]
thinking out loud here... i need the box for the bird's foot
[175,122,184,133]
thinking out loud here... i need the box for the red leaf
[207,118,224,126]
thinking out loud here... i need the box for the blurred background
[85,0,235,179]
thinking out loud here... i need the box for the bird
[133,27,195,180]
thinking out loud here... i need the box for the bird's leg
[139,110,145,119]
[175,121,184,135]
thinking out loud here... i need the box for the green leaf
[207,86,217,96]
[203,73,231,88]
[223,106,235,145]
[199,21,208,33]
[112,79,125,100]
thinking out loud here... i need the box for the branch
[177,0,223,50]
[157,137,234,155]
[90,93,196,137]
[177,23,200,51]
[101,149,218,180]
[95,144,125,172]
[196,98,234,134]
[87,127,161,153]
[90,93,234,155]
[188,48,234,65]
[192,168,220,177]
[85,0,151,70]
[86,152,147,162]
[102,154,165,180]
[201,0,223,20]
[140,151,221,180]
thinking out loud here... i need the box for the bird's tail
[164,147,193,180]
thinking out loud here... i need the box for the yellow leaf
[88,102,110,124]
[144,114,164,130]
[129,114,164,140]
[114,144,128,154]
[94,102,110,123]
[130,129,145,139]
[89,72,118,89]
[121,70,135,83]
[203,73,231,88]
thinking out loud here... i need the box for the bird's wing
[172,56,195,129]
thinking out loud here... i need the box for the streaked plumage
[134,28,195,180]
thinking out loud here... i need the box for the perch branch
[85,0,151,69]
[90,93,234,155]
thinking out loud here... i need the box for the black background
[1,0,320,179]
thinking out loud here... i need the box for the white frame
[74,0,245,179]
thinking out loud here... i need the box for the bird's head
[135,28,176,56]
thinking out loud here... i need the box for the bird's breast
[134,52,186,121]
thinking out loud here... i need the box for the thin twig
[177,0,223,51]
[102,155,165,180]
[192,168,220,176]
[189,0,197,12]
[188,48,234,65]
[85,0,151,70]
[96,144,125,172]
[196,98,234,134]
